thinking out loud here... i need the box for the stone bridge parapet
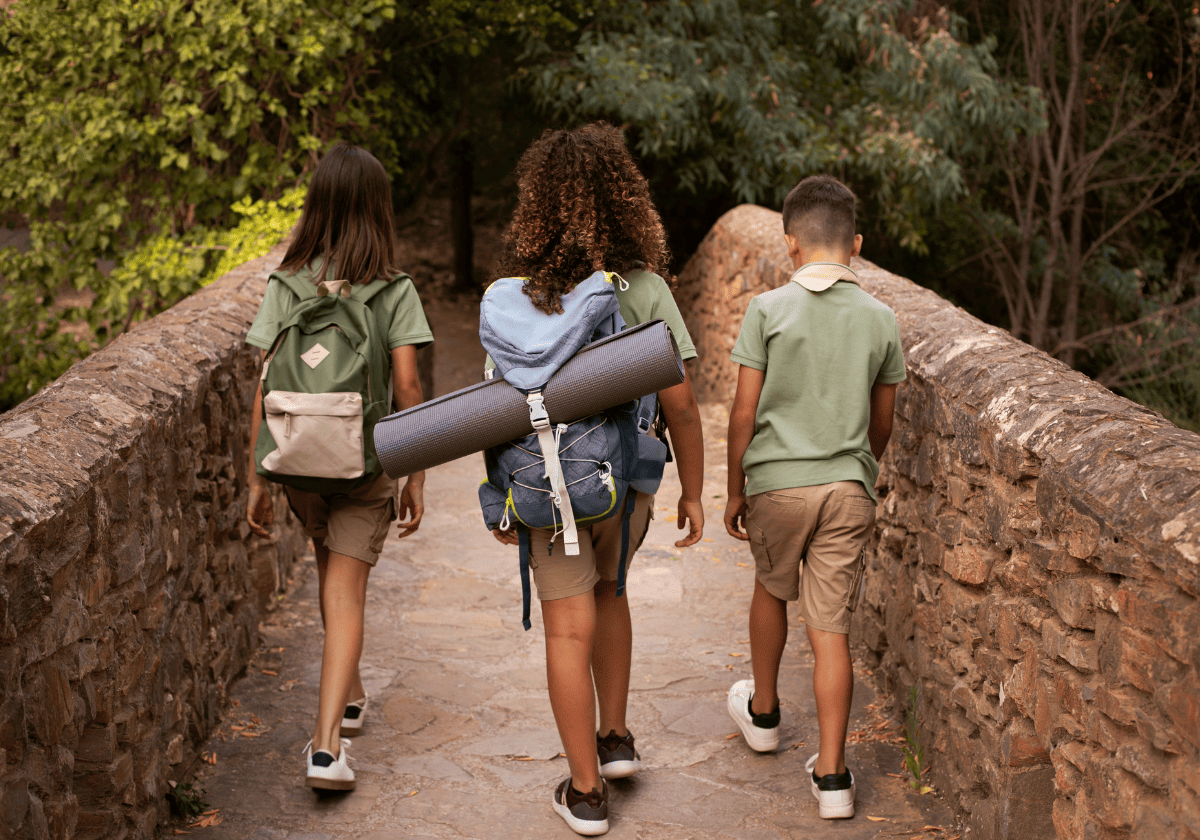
[678,205,1200,840]
[0,245,307,840]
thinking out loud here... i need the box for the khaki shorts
[285,472,397,567]
[746,481,876,634]
[528,492,654,601]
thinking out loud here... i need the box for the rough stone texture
[678,204,1200,840]
[0,244,309,840]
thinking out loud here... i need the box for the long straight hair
[278,143,399,285]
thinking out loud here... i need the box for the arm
[868,381,897,462]
[247,377,274,537]
[658,365,704,548]
[724,365,765,540]
[392,344,426,537]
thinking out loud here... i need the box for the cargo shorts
[285,472,397,566]
[527,491,654,601]
[746,481,876,634]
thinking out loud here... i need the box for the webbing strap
[526,392,579,556]
[518,528,532,631]
[616,491,638,598]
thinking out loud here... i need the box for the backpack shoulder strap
[350,276,397,306]
[273,269,320,301]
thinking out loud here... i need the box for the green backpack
[254,271,392,494]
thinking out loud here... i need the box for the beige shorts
[746,481,876,634]
[285,472,397,567]
[528,492,654,601]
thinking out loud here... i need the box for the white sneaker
[726,679,780,752]
[304,738,355,791]
[806,753,855,819]
[340,696,368,736]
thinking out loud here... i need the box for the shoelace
[301,737,352,759]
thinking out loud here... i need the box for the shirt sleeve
[386,278,434,350]
[245,279,289,350]
[876,315,907,384]
[730,297,767,371]
[649,278,697,361]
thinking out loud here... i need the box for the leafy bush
[0,0,401,410]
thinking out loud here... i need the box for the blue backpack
[478,271,667,629]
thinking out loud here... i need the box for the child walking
[489,124,705,836]
[724,175,905,819]
[244,143,433,791]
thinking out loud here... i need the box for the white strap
[526,392,579,556]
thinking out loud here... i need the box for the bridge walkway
[185,298,958,840]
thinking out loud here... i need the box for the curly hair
[496,123,673,314]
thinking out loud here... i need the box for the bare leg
[807,625,852,776]
[312,549,371,755]
[592,579,631,738]
[314,542,366,705]
[542,592,601,793]
[749,579,788,715]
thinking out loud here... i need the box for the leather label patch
[300,343,330,370]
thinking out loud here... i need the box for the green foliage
[166,780,208,820]
[0,0,403,410]
[524,0,1043,254]
[99,189,306,334]
[901,685,933,794]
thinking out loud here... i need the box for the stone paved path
[183,301,959,840]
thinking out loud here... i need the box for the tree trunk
[450,136,474,295]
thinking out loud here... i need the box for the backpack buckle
[526,392,550,430]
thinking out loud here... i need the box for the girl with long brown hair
[244,143,432,791]
[491,123,705,835]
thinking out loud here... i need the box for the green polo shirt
[730,274,905,501]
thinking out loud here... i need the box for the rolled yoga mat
[374,319,684,478]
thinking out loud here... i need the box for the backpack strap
[526,391,580,557]
[274,270,321,301]
[518,527,533,631]
[615,491,638,598]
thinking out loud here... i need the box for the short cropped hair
[781,175,856,251]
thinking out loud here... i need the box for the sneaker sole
[811,780,855,819]
[306,775,355,791]
[726,692,779,752]
[552,798,609,836]
[339,720,363,736]
[599,758,642,780]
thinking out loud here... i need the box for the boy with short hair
[723,174,905,819]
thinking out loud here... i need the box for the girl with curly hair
[491,123,705,835]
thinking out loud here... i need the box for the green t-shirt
[484,268,697,369]
[246,260,433,352]
[730,276,905,501]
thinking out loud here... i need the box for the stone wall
[0,244,309,840]
[678,205,1200,840]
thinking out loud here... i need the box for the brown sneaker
[552,778,609,836]
[597,729,643,779]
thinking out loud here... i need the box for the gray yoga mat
[374,319,684,478]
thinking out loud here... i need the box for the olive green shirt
[730,274,905,501]
[246,260,433,352]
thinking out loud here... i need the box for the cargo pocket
[747,520,773,574]
[845,548,867,611]
[262,391,365,479]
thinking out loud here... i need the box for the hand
[492,527,519,546]
[396,473,425,538]
[674,497,704,547]
[724,494,749,541]
[247,478,274,538]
